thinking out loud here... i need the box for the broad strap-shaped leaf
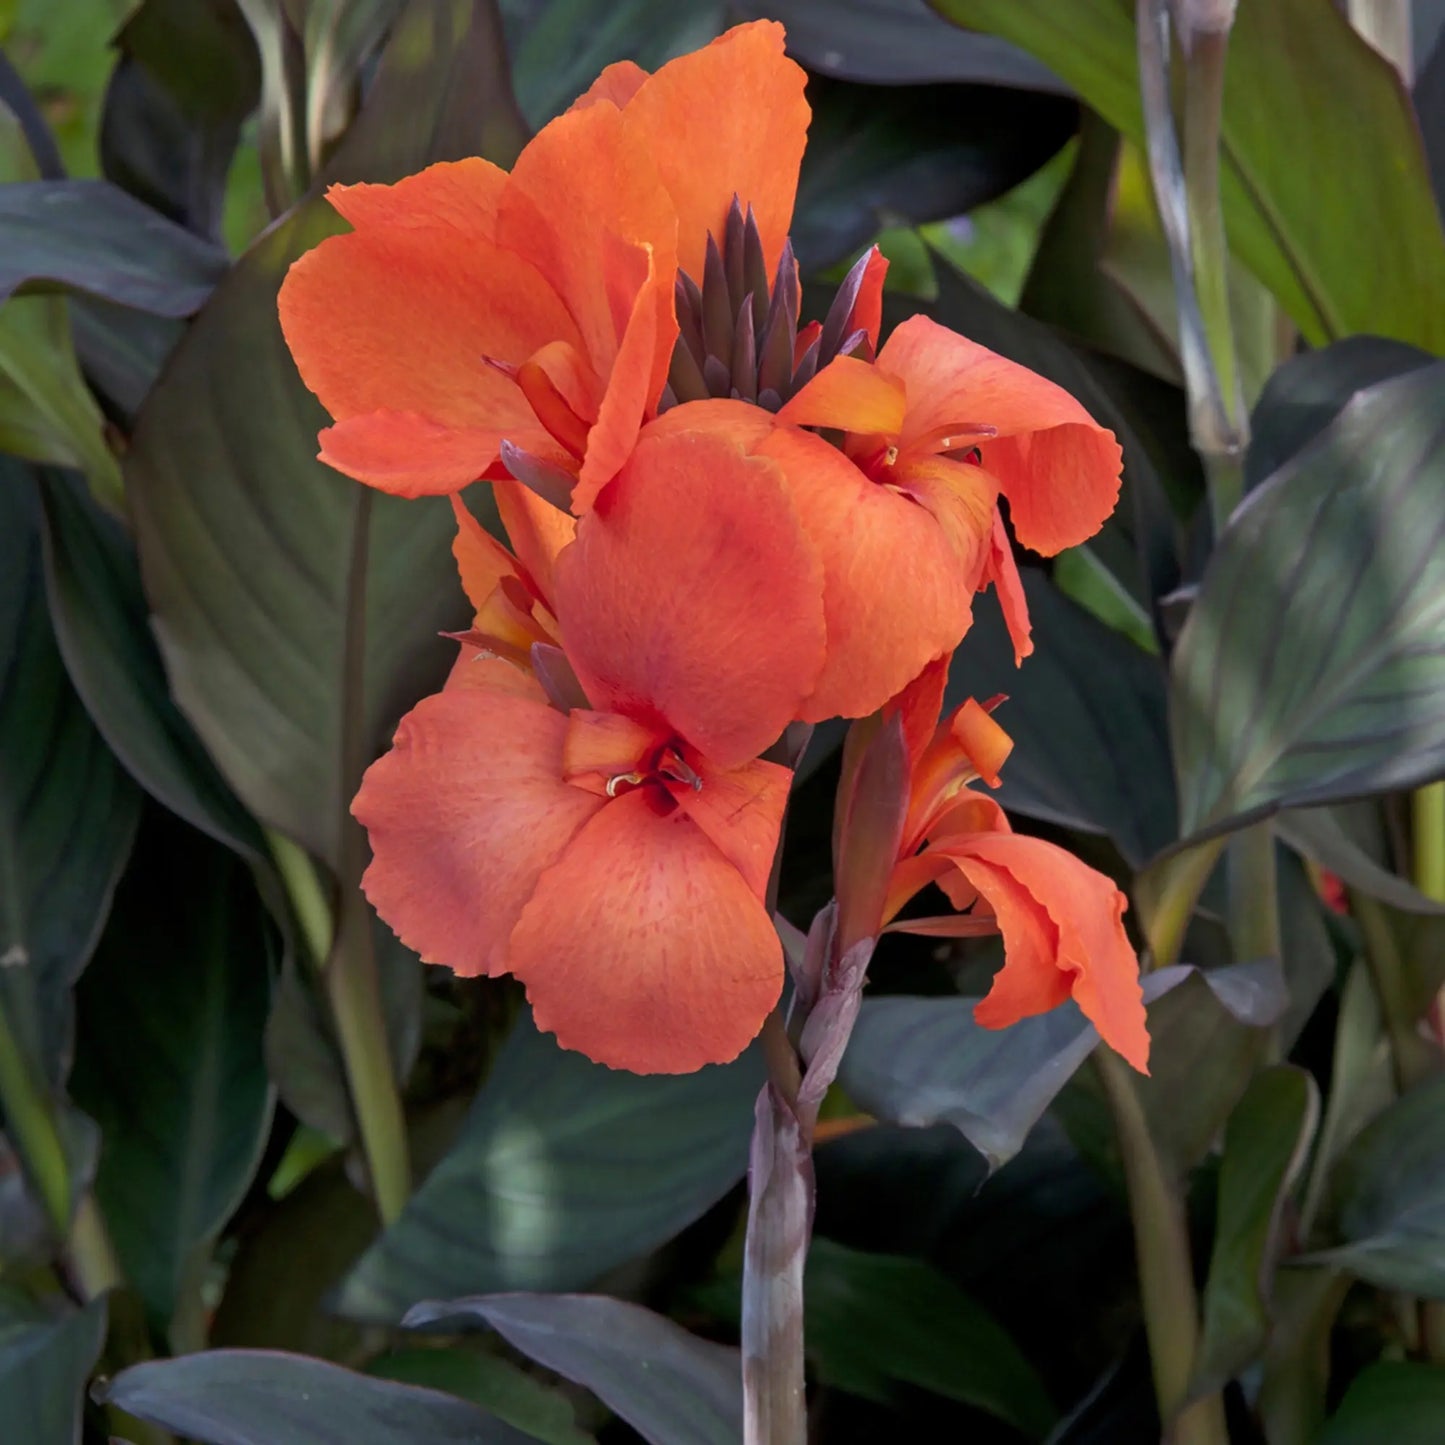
[1308,1071,1445,1298]
[838,961,1285,1171]
[802,1239,1056,1438]
[407,1292,742,1445]
[1192,1066,1319,1393]
[1318,1362,1445,1444]
[36,468,263,861]
[1172,361,1445,840]
[336,1015,762,1321]
[932,0,1445,350]
[96,1347,537,1444]
[0,1289,106,1445]
[947,574,1176,868]
[0,470,139,1086]
[1278,804,1445,917]
[125,0,521,867]
[70,808,275,1335]
[0,179,226,312]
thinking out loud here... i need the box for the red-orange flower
[278,20,808,505]
[354,432,827,1073]
[879,662,1150,1072]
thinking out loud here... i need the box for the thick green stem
[1138,836,1226,970]
[1352,891,1433,1093]
[1413,782,1445,904]
[1096,1049,1228,1444]
[1227,821,1280,962]
[0,1000,70,1236]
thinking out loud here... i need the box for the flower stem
[1227,820,1280,963]
[1138,836,1226,970]
[1413,781,1445,904]
[1095,1048,1228,1444]
[0,999,70,1236]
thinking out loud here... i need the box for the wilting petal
[939,832,1149,1072]
[279,225,580,453]
[675,756,791,900]
[878,316,1124,554]
[983,508,1033,663]
[554,421,827,767]
[508,789,784,1072]
[620,20,808,279]
[756,424,974,722]
[326,159,506,238]
[777,355,908,436]
[354,679,603,977]
[316,412,524,496]
[569,59,649,113]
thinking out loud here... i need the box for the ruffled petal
[755,424,974,722]
[878,315,1124,554]
[554,420,827,768]
[569,59,650,113]
[940,832,1149,1071]
[885,654,951,773]
[507,788,784,1072]
[620,20,809,279]
[325,159,506,237]
[983,508,1033,663]
[674,755,791,900]
[354,678,603,977]
[893,454,998,593]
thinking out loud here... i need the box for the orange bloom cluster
[280,21,1142,1073]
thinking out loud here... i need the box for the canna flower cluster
[279,21,1147,1074]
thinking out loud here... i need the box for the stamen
[605,771,645,798]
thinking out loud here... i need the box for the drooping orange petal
[939,833,1149,1071]
[619,20,809,279]
[354,678,603,977]
[325,158,506,238]
[317,412,522,496]
[495,478,576,609]
[554,421,827,768]
[562,709,660,789]
[507,788,784,1072]
[949,698,1013,788]
[885,654,951,773]
[451,495,520,614]
[777,355,908,436]
[569,59,650,113]
[755,424,974,722]
[878,316,1124,555]
[279,225,580,438]
[674,755,791,900]
[983,508,1033,663]
[881,849,958,927]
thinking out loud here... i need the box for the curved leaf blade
[1172,361,1445,839]
[0,1290,106,1445]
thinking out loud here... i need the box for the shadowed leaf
[1318,1362,1445,1444]
[0,1289,106,1445]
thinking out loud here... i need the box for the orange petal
[983,508,1033,663]
[317,412,520,496]
[325,159,506,238]
[507,788,784,1072]
[949,698,1013,788]
[451,495,520,615]
[620,20,809,280]
[354,681,603,977]
[777,355,908,436]
[569,59,650,113]
[894,454,998,594]
[499,100,676,375]
[756,425,974,722]
[495,478,576,608]
[279,225,579,437]
[878,315,1124,554]
[675,755,791,900]
[848,246,889,350]
[885,654,951,773]
[562,709,661,788]
[882,849,957,926]
[941,833,1150,1072]
[554,421,827,768]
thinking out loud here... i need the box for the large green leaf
[1192,1066,1318,1393]
[0,470,140,1085]
[70,809,275,1336]
[97,1348,537,1444]
[932,0,1445,350]
[126,0,522,868]
[1172,361,1445,840]
[408,1292,742,1445]
[946,573,1176,867]
[36,468,263,860]
[1319,1363,1445,1444]
[1310,1071,1445,1297]
[801,1238,1056,1438]
[0,1289,106,1445]
[337,1015,761,1321]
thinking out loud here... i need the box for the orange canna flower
[278,20,808,506]
[353,433,827,1073]
[879,661,1150,1072]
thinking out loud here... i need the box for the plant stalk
[1096,1048,1229,1444]
[1138,835,1226,970]
[1227,820,1280,962]
[0,998,70,1236]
